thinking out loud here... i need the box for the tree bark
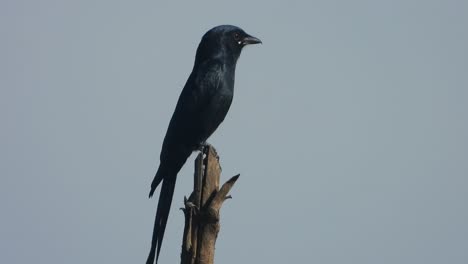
[180,145,239,264]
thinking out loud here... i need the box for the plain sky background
[1,0,467,263]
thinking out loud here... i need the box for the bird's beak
[242,34,262,45]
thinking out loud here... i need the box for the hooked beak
[242,34,262,45]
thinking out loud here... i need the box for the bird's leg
[197,141,212,152]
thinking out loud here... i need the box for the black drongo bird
[146,25,261,264]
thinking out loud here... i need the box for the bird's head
[195,25,261,64]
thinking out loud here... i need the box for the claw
[185,201,197,209]
[183,197,199,213]
[196,142,209,151]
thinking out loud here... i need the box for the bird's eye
[233,33,241,41]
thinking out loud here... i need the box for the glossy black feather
[146,25,260,264]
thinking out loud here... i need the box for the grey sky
[1,1,467,263]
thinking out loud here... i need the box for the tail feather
[149,166,167,198]
[146,176,177,264]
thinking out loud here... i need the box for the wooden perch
[180,145,240,264]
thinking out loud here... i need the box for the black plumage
[146,25,261,264]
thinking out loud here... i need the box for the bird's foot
[181,196,200,214]
[197,142,212,152]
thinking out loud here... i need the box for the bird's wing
[162,60,224,150]
[178,60,224,118]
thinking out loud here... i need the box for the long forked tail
[149,166,165,198]
[146,175,177,264]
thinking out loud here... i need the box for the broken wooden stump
[180,145,239,264]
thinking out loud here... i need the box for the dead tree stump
[180,145,239,264]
